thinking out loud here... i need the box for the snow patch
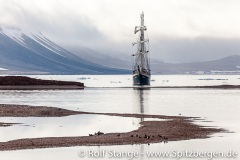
[0,67,8,71]
[0,25,74,59]
[1,26,23,39]
[0,26,65,57]
[30,34,66,57]
[0,26,29,48]
[35,34,62,52]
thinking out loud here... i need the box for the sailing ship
[132,12,151,86]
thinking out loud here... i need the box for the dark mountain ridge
[151,55,240,74]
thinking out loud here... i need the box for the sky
[1,0,240,63]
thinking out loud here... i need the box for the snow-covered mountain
[0,26,130,74]
[2,26,240,75]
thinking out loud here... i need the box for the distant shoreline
[151,84,240,89]
[85,84,240,89]
[1,85,239,90]
[0,104,225,151]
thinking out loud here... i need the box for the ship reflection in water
[132,88,150,123]
[132,88,151,160]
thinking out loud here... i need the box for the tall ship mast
[132,12,151,86]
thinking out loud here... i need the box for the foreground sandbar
[0,104,224,151]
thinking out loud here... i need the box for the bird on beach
[95,131,104,136]
[163,136,168,140]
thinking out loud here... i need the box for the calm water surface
[0,75,239,160]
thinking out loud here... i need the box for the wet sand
[0,104,83,117]
[0,104,224,151]
[0,122,20,127]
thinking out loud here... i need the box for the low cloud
[151,37,240,63]
[1,0,240,63]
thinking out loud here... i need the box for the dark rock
[0,76,83,86]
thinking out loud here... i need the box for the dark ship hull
[133,73,150,86]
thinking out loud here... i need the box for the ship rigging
[132,12,151,86]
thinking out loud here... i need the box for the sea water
[0,75,239,160]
